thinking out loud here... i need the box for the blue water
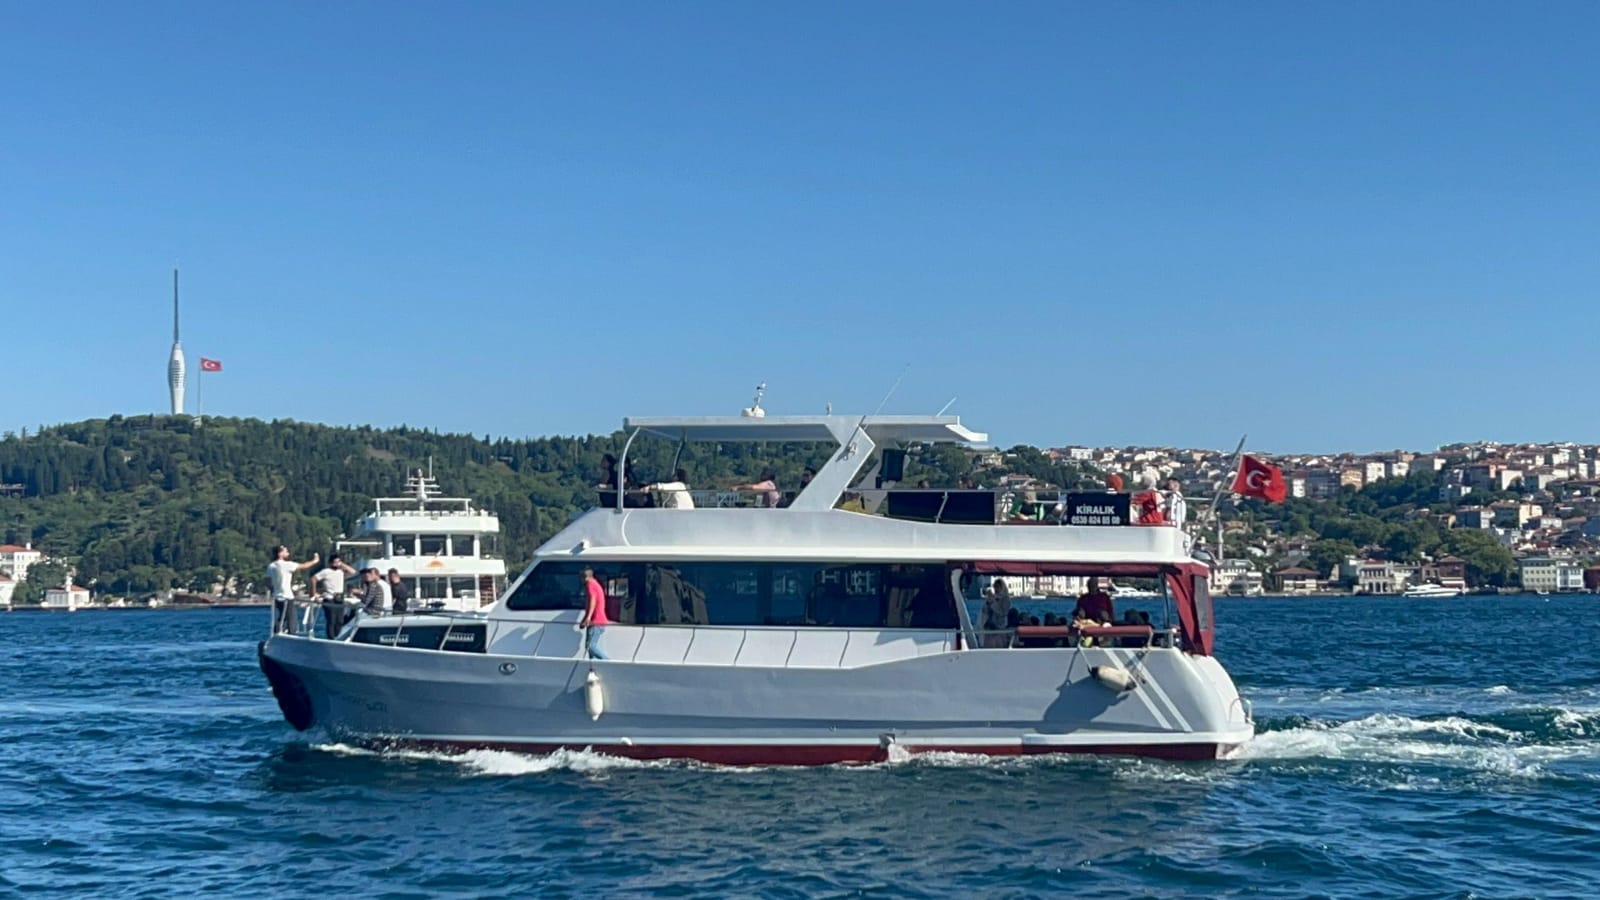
[3,599,1599,898]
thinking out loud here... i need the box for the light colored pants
[586,626,607,660]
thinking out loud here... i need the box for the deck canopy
[623,415,987,446]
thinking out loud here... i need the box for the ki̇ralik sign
[1063,493,1131,526]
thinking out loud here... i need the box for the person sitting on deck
[642,468,695,509]
[732,470,782,508]
[1073,577,1115,625]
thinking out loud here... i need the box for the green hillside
[0,415,1051,601]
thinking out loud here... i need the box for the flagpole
[197,368,204,427]
[1208,434,1247,562]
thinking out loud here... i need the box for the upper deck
[543,408,1196,568]
[355,468,501,537]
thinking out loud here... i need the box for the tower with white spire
[167,269,186,416]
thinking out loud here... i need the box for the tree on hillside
[1441,528,1515,587]
[15,560,68,605]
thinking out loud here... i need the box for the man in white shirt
[1162,478,1188,528]
[643,468,696,509]
[267,545,320,633]
[313,553,358,638]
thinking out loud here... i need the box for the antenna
[935,396,958,416]
[872,364,910,416]
[172,268,180,342]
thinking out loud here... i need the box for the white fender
[584,670,604,721]
[1091,664,1136,692]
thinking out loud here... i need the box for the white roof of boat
[623,415,987,444]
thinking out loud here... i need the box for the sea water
[1,598,1597,897]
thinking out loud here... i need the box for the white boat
[1401,583,1464,599]
[337,466,506,613]
[260,410,1253,764]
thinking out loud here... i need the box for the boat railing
[596,487,1185,528]
[972,624,1174,649]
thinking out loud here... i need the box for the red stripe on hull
[383,738,1229,765]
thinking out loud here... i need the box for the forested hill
[0,415,1044,599]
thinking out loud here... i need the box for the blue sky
[3,2,1597,452]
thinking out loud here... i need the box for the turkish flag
[200,358,222,372]
[1231,455,1287,503]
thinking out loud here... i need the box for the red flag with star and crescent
[1231,455,1287,503]
[200,358,222,372]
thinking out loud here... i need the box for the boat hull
[260,634,1254,765]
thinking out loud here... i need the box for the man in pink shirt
[581,567,610,660]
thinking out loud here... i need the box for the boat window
[639,561,955,628]
[419,577,448,598]
[449,535,477,557]
[391,535,417,556]
[504,561,593,611]
[507,560,957,628]
[420,535,447,556]
[1193,574,1212,633]
[450,577,477,598]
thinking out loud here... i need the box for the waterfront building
[43,582,92,611]
[1273,566,1321,595]
[1517,557,1585,593]
[0,543,43,582]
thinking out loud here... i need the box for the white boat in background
[261,407,1253,765]
[338,466,506,613]
[1402,583,1464,599]
[1107,582,1161,600]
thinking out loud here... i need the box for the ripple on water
[0,602,1598,898]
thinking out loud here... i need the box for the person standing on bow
[580,567,610,660]
[266,545,319,633]
[312,553,357,638]
[387,568,413,614]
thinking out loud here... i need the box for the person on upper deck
[780,467,817,508]
[642,468,695,509]
[1162,477,1187,527]
[1073,577,1115,624]
[597,453,623,490]
[732,470,782,508]
[1133,476,1166,525]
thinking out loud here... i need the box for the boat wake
[1241,708,1600,781]
[313,742,673,775]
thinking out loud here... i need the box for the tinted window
[507,560,956,628]
[450,535,477,557]
[1193,574,1212,632]
[505,561,632,614]
[506,562,587,610]
[420,535,447,556]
